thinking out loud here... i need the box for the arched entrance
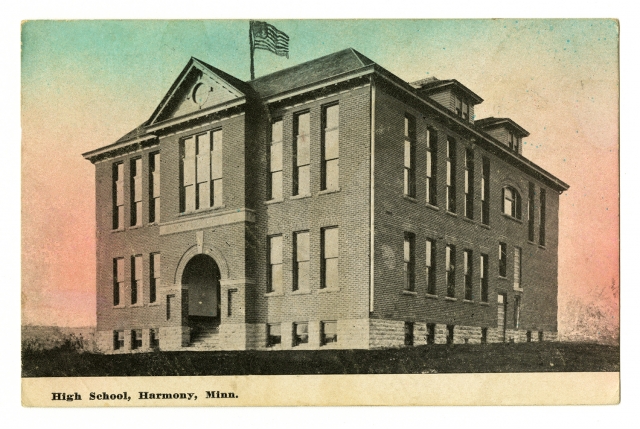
[181,254,221,327]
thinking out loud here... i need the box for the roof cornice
[371,71,568,192]
[82,134,157,163]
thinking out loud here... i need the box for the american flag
[250,21,289,58]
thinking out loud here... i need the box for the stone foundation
[160,326,190,351]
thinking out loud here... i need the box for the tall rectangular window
[446,244,456,297]
[403,232,415,291]
[322,104,339,191]
[130,158,142,226]
[426,127,438,205]
[131,254,142,305]
[112,163,124,229]
[528,182,535,242]
[464,148,474,219]
[268,119,283,200]
[113,257,124,306]
[499,242,507,277]
[539,188,546,246]
[322,226,339,290]
[480,253,489,302]
[267,235,283,293]
[150,253,160,304]
[180,130,222,212]
[455,96,462,117]
[464,249,473,301]
[481,157,490,224]
[446,137,457,213]
[508,132,515,150]
[426,239,436,295]
[293,231,310,292]
[149,152,160,223]
[227,289,236,316]
[514,247,522,290]
[462,101,469,121]
[293,112,310,196]
[404,115,416,197]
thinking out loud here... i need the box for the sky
[21,19,619,331]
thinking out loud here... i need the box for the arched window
[502,186,522,219]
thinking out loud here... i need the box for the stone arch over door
[173,244,230,286]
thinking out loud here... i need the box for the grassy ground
[22,342,619,377]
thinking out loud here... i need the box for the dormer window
[455,96,470,121]
[508,132,521,153]
[502,186,522,219]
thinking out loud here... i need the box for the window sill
[463,299,475,304]
[425,293,438,300]
[148,302,160,307]
[480,223,491,230]
[264,292,284,297]
[445,211,458,218]
[290,194,311,200]
[130,303,144,308]
[513,287,524,292]
[111,228,125,233]
[425,203,439,211]
[527,240,536,246]
[148,222,159,227]
[479,302,490,306]
[179,205,226,217]
[113,305,127,309]
[444,296,457,302]
[318,188,341,196]
[129,224,143,230]
[538,244,547,250]
[498,276,508,281]
[318,287,340,293]
[462,216,476,225]
[402,290,418,296]
[264,198,284,205]
[502,213,523,224]
[402,195,418,203]
[291,289,312,295]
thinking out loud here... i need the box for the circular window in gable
[192,83,210,106]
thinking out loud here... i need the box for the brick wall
[371,85,559,335]
[249,85,372,327]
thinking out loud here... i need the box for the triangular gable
[149,58,246,125]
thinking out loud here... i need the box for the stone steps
[187,326,221,350]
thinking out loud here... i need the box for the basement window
[267,324,281,347]
[113,330,124,350]
[321,321,338,345]
[293,322,308,346]
[131,329,142,350]
[404,322,414,346]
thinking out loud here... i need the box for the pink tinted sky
[21,19,618,328]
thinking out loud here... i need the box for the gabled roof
[411,78,484,105]
[147,57,248,126]
[476,117,530,137]
[249,48,375,98]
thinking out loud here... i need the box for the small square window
[150,329,159,348]
[293,322,308,346]
[267,324,282,347]
[446,325,455,345]
[321,321,337,345]
[114,330,124,350]
[404,322,414,346]
[131,329,142,350]
[426,323,435,345]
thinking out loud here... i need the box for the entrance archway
[181,254,221,325]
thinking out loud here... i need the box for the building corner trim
[369,78,376,313]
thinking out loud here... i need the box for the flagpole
[249,21,255,80]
